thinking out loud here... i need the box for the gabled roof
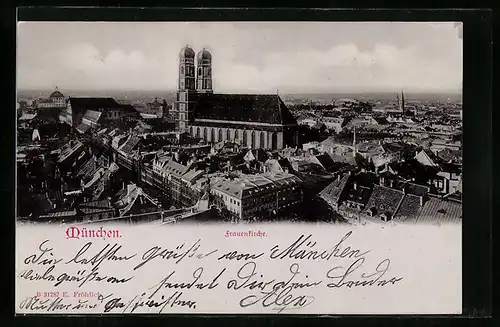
[119,135,141,154]
[76,123,92,134]
[416,197,462,224]
[192,94,297,125]
[79,199,114,215]
[364,185,404,218]
[244,148,269,162]
[83,110,103,124]
[393,181,430,196]
[164,160,189,177]
[319,174,350,205]
[314,154,337,172]
[394,194,422,222]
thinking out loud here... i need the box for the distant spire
[353,126,357,157]
[55,86,58,91]
[400,89,405,112]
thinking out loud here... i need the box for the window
[226,129,231,140]
[181,66,185,74]
[218,129,223,141]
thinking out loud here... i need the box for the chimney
[390,180,394,188]
[419,195,424,206]
[337,174,341,182]
[353,181,357,190]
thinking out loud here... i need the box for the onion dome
[179,45,195,59]
[197,48,212,61]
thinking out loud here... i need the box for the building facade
[36,87,67,109]
[173,46,299,150]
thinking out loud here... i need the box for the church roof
[192,94,297,126]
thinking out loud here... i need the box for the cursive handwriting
[326,258,403,288]
[218,250,264,261]
[24,240,63,266]
[19,296,100,312]
[228,261,318,313]
[104,291,196,313]
[134,239,217,270]
[65,242,136,270]
[270,231,370,261]
[19,264,133,288]
[148,267,225,298]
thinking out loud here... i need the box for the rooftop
[211,172,301,199]
[193,93,297,126]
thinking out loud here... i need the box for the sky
[17,22,463,94]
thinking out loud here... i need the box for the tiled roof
[382,142,405,153]
[344,185,373,205]
[83,110,102,124]
[119,135,141,154]
[364,185,404,219]
[192,94,297,125]
[327,153,357,165]
[76,123,92,134]
[164,160,189,177]
[39,210,77,219]
[319,174,350,204]
[393,181,430,196]
[58,141,84,164]
[182,169,204,183]
[394,194,422,223]
[79,200,114,215]
[212,173,301,199]
[76,155,106,179]
[356,142,385,156]
[416,197,462,224]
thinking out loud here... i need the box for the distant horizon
[17,87,463,95]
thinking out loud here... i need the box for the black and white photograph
[14,16,470,315]
[16,21,463,226]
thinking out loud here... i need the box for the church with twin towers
[173,45,299,150]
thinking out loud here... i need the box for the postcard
[16,21,463,315]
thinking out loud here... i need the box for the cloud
[16,22,462,92]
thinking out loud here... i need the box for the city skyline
[17,22,463,94]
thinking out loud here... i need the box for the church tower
[399,89,405,112]
[196,48,213,93]
[175,45,197,131]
